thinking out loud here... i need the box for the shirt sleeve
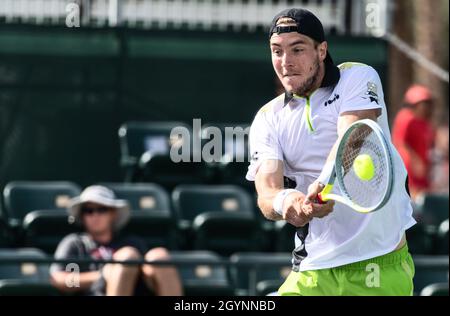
[338,65,384,114]
[50,234,81,274]
[246,110,283,181]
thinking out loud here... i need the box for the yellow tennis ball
[353,154,375,181]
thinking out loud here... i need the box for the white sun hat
[68,185,130,230]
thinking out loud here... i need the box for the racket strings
[338,125,389,208]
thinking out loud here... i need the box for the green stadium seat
[169,251,233,296]
[2,181,81,228]
[420,282,449,296]
[172,184,254,224]
[0,219,12,247]
[122,211,177,250]
[0,248,50,281]
[200,123,252,190]
[192,212,262,256]
[102,183,171,212]
[140,156,209,191]
[172,185,255,249]
[0,280,60,296]
[415,194,449,228]
[229,252,292,296]
[256,280,283,296]
[413,255,449,294]
[273,221,297,253]
[406,223,435,255]
[118,121,209,189]
[22,210,81,254]
[119,121,189,166]
[436,219,449,255]
[102,183,177,249]
[251,193,274,251]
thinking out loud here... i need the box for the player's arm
[305,108,381,216]
[50,270,101,293]
[324,109,382,168]
[255,159,312,227]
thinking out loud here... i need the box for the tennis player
[246,8,417,296]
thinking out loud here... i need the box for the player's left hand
[303,181,335,218]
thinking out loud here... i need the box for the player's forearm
[257,188,284,221]
[254,160,285,221]
[51,270,101,293]
[255,173,283,221]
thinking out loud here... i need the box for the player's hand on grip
[304,181,335,219]
[282,191,312,227]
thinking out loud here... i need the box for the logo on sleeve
[364,82,379,104]
[251,152,259,162]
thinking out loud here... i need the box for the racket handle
[317,193,326,204]
[317,184,333,204]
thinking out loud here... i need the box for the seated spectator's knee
[113,246,142,261]
[145,247,170,261]
[143,248,171,276]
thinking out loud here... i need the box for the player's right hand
[281,191,312,227]
[304,181,335,218]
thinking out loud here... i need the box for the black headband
[271,25,301,36]
[269,8,326,43]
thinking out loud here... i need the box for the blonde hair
[276,17,297,26]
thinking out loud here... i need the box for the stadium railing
[1,253,449,296]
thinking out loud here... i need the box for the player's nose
[281,53,294,69]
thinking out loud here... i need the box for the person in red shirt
[392,85,435,199]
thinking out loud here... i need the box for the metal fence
[0,0,391,35]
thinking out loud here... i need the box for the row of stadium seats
[0,181,297,255]
[408,194,449,255]
[0,181,448,256]
[119,121,252,191]
[0,248,448,296]
[0,248,291,296]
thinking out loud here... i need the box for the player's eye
[293,47,304,53]
[272,50,282,56]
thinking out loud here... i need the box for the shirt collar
[283,62,341,106]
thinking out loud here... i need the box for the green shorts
[278,244,415,296]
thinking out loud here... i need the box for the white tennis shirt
[246,63,416,271]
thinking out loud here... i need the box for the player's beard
[292,57,321,96]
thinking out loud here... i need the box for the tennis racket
[317,119,394,213]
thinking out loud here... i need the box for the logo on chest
[324,94,340,107]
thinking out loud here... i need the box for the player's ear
[318,41,328,62]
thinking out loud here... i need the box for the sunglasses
[81,206,112,215]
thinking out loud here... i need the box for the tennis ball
[353,154,375,181]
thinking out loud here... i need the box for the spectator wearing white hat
[50,185,183,296]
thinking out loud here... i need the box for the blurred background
[0,0,448,296]
[0,0,447,187]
